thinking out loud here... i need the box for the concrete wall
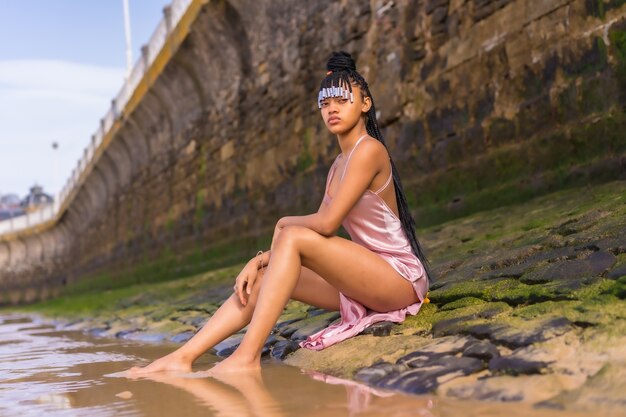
[2,0,626,303]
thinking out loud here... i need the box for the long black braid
[319,51,435,286]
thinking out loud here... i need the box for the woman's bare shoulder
[358,136,389,164]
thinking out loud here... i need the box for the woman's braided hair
[319,50,434,285]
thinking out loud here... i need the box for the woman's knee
[275,225,318,249]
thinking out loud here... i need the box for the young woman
[130,50,433,375]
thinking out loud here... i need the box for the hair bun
[326,51,356,73]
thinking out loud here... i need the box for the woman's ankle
[171,348,197,365]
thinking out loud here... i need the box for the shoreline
[7,179,626,415]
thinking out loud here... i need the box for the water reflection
[123,364,435,417]
[0,313,590,417]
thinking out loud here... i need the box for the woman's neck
[337,127,368,157]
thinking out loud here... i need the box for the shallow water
[0,313,591,417]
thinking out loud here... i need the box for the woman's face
[319,81,371,135]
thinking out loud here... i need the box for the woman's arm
[276,213,327,235]
[278,141,381,236]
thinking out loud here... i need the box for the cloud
[0,59,125,196]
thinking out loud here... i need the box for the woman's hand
[233,260,260,306]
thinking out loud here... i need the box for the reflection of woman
[133,371,286,417]
[133,366,435,417]
[130,50,433,375]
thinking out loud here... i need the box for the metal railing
[0,0,194,239]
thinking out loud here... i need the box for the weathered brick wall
[2,0,625,303]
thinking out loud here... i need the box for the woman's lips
[328,117,340,124]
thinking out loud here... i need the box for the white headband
[318,85,354,108]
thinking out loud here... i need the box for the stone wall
[1,0,625,303]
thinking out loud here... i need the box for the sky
[0,0,170,198]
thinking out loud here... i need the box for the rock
[463,340,500,361]
[463,317,572,349]
[170,331,195,344]
[488,356,551,375]
[88,326,110,337]
[291,321,335,342]
[270,340,301,360]
[354,362,404,384]
[213,333,245,357]
[396,335,479,367]
[188,316,208,329]
[477,303,512,318]
[279,311,340,341]
[306,307,332,317]
[375,355,485,394]
[115,329,142,339]
[261,334,285,357]
[520,250,616,284]
[432,316,486,337]
[608,264,626,279]
[274,317,305,331]
[594,236,626,254]
[359,321,394,337]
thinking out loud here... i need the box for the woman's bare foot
[128,351,193,376]
[206,353,261,375]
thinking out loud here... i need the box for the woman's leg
[129,265,340,375]
[209,225,419,374]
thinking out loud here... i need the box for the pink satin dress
[299,134,429,351]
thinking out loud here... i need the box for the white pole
[123,0,133,80]
[52,141,59,198]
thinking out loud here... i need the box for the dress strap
[373,167,393,195]
[340,134,369,181]
[325,155,341,190]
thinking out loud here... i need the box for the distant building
[21,184,54,212]
[0,193,25,220]
[0,185,54,220]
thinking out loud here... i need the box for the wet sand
[0,313,602,417]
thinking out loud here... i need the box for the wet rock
[359,321,394,337]
[270,339,301,360]
[170,331,195,344]
[594,236,626,254]
[477,303,512,318]
[520,251,616,284]
[274,316,306,331]
[306,307,332,318]
[608,264,626,279]
[463,317,572,348]
[62,319,85,329]
[291,321,336,342]
[261,334,285,357]
[279,311,340,341]
[489,356,551,375]
[189,316,209,329]
[376,355,485,394]
[213,333,245,357]
[553,276,603,293]
[396,335,479,366]
[463,340,500,361]
[115,329,142,339]
[354,361,405,384]
[88,326,110,337]
[432,316,486,337]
